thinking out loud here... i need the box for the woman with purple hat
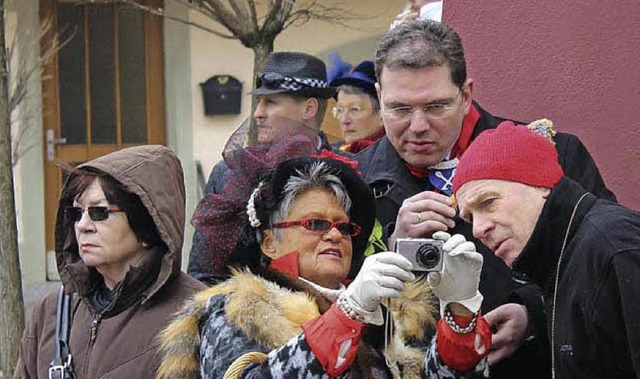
[328,54,385,154]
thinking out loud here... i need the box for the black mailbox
[200,75,242,115]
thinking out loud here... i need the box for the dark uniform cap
[252,52,335,99]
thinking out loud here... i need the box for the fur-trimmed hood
[157,268,437,378]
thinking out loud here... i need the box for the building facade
[9,0,639,287]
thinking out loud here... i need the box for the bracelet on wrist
[336,293,366,323]
[443,308,478,334]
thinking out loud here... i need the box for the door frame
[39,0,166,252]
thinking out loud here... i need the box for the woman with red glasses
[15,145,205,378]
[158,150,492,378]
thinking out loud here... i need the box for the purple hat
[328,55,377,99]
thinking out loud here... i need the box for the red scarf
[268,251,300,278]
[342,128,386,154]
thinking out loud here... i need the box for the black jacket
[513,177,640,378]
[354,102,616,378]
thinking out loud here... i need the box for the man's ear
[260,229,279,259]
[301,97,319,121]
[461,78,474,116]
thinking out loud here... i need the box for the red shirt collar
[343,128,386,154]
[451,103,480,159]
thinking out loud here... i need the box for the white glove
[342,252,415,325]
[427,231,483,316]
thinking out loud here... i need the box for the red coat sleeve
[301,304,363,376]
[437,313,492,372]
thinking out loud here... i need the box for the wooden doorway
[40,0,166,253]
[321,98,343,144]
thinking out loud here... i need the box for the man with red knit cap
[453,121,640,378]
[357,20,616,378]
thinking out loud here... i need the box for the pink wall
[445,0,640,209]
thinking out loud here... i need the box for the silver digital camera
[394,238,444,272]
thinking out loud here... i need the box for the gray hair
[338,85,380,110]
[268,161,352,241]
[375,20,467,89]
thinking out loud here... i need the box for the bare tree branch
[285,0,364,30]
[78,0,237,39]
[247,0,258,32]
[260,0,290,39]
[8,15,75,167]
[227,0,251,28]
[198,1,241,36]
[71,0,373,145]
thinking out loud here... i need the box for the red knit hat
[452,121,564,194]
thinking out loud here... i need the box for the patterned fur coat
[157,268,488,378]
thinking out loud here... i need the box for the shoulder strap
[49,285,74,379]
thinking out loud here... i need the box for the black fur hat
[233,155,375,279]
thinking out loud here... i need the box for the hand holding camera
[342,252,415,325]
[427,231,484,317]
[395,237,444,272]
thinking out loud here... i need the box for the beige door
[40,0,166,252]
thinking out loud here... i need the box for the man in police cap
[251,51,335,145]
[189,52,335,285]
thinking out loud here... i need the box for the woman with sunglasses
[15,145,205,378]
[157,152,492,378]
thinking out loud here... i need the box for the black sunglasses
[256,72,289,89]
[272,218,362,237]
[65,206,123,222]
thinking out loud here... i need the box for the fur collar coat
[157,267,486,378]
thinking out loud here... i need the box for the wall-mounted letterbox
[200,75,242,115]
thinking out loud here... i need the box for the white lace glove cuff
[342,295,384,325]
[439,292,483,317]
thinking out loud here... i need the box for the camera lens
[416,244,440,269]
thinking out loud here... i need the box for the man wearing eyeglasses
[188,51,335,285]
[355,20,617,378]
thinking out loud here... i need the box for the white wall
[188,1,406,178]
[182,1,404,263]
[13,0,408,283]
[188,11,253,179]
[164,1,199,269]
[10,0,48,283]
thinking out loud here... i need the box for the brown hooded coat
[14,145,205,379]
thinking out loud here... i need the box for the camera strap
[383,300,399,374]
[49,285,75,379]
